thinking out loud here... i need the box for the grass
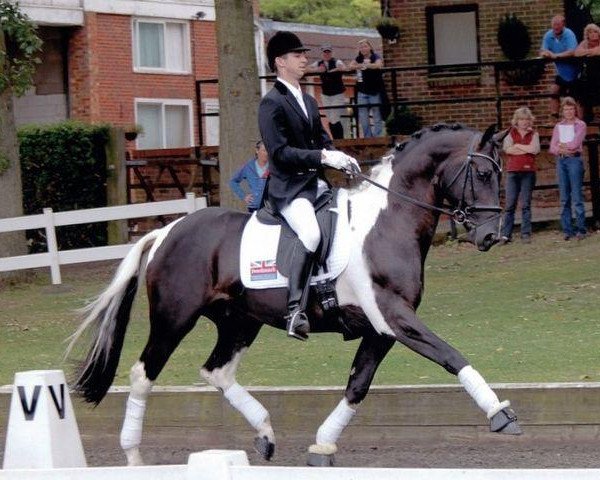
[1,229,599,387]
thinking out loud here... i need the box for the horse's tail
[67,228,163,404]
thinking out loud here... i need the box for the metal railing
[195,57,593,144]
[193,57,599,225]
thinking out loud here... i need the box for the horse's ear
[478,124,497,150]
[493,127,511,145]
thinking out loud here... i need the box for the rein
[344,135,503,229]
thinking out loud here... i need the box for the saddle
[256,189,338,278]
[239,189,352,310]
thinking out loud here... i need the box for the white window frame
[134,98,194,149]
[132,18,191,74]
[201,98,219,146]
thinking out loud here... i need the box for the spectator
[349,39,384,138]
[549,97,587,240]
[540,15,581,118]
[574,23,600,122]
[499,107,541,245]
[229,140,269,213]
[306,45,347,139]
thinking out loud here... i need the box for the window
[135,99,193,149]
[201,99,219,146]
[426,5,479,68]
[133,19,190,73]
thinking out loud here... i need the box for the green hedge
[18,121,111,252]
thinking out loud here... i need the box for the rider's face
[276,52,308,81]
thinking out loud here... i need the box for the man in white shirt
[258,31,358,340]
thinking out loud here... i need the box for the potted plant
[497,14,544,86]
[123,124,143,141]
[385,105,422,136]
[375,16,401,44]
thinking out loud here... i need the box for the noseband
[347,134,502,228]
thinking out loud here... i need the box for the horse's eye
[477,170,492,182]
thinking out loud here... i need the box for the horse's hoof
[307,452,335,467]
[490,407,522,435]
[253,435,275,461]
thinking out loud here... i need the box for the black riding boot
[285,245,315,341]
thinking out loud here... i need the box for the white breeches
[280,197,321,252]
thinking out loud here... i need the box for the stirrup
[286,309,309,341]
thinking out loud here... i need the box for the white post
[3,370,86,469]
[43,208,61,285]
[195,195,208,211]
[185,192,196,214]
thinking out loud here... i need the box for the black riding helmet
[267,31,310,72]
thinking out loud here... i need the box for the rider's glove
[321,149,361,174]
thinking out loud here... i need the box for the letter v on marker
[17,384,66,420]
[49,383,66,419]
[17,385,41,421]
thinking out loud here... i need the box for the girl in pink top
[549,97,587,240]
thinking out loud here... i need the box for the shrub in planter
[375,16,400,43]
[498,14,530,60]
[124,124,144,141]
[385,105,422,136]
[497,13,543,86]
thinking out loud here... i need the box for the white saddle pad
[240,189,351,289]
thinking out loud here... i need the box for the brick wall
[68,13,219,145]
[68,13,96,121]
[383,0,565,129]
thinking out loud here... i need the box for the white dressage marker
[3,370,86,469]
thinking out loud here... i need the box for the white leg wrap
[224,382,269,431]
[120,361,153,452]
[487,399,511,419]
[120,397,147,451]
[315,398,356,446]
[458,365,500,416]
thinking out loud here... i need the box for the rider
[258,31,359,341]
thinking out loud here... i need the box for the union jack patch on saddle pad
[250,259,278,281]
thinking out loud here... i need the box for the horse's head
[438,124,505,251]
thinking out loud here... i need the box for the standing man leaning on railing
[539,14,581,119]
[306,44,348,140]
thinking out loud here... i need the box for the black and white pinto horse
[68,123,521,466]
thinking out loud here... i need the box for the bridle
[344,134,502,229]
[440,134,503,228]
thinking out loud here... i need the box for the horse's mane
[392,122,468,163]
[351,123,474,195]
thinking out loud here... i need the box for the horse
[68,123,521,467]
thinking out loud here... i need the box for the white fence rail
[0,193,206,284]
[1,450,599,480]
